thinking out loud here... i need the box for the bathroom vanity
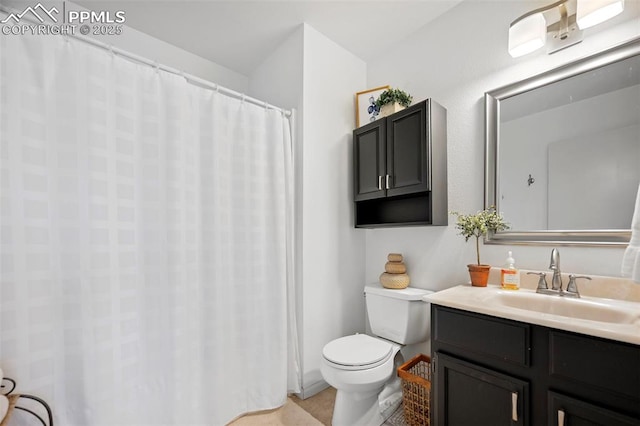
[427,286,640,426]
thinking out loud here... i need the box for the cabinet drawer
[433,306,531,367]
[549,331,640,401]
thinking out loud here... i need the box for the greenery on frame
[450,207,509,265]
[375,88,413,108]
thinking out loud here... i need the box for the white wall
[300,24,367,395]
[366,0,640,290]
[249,27,304,112]
[248,25,306,395]
[87,23,249,92]
[249,23,367,397]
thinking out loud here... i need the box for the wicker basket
[397,354,431,426]
[379,272,410,289]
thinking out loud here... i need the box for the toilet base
[332,387,384,426]
[331,377,403,426]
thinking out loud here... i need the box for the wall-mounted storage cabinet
[353,99,447,227]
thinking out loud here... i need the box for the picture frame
[355,85,390,127]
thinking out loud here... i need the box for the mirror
[485,38,640,246]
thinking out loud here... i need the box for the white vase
[379,102,406,118]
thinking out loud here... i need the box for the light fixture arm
[510,0,568,28]
[558,3,569,40]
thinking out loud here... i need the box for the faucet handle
[527,272,548,291]
[565,274,591,297]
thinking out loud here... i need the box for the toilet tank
[364,284,433,345]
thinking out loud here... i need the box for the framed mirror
[485,38,640,246]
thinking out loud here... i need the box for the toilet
[320,284,433,426]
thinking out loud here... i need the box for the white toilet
[320,284,433,426]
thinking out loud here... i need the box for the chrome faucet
[549,248,562,291]
[531,248,589,298]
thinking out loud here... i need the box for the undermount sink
[494,291,640,325]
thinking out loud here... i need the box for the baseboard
[295,378,329,400]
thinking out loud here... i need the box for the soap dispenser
[501,251,520,290]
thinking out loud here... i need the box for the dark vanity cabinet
[353,99,447,227]
[431,305,640,426]
[437,353,529,425]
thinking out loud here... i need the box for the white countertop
[425,284,640,345]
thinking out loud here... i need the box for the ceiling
[73,0,465,76]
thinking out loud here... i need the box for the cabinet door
[353,120,386,201]
[434,352,529,426]
[548,391,639,426]
[386,101,429,197]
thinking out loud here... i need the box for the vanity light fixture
[577,0,625,28]
[509,12,547,58]
[508,0,625,57]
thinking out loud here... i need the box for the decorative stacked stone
[379,253,410,289]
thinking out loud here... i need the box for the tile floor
[228,398,322,426]
[230,386,410,425]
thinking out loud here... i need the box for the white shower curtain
[0,31,299,425]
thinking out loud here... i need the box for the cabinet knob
[385,174,390,190]
[511,392,518,421]
[378,176,383,191]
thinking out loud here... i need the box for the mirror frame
[485,38,640,247]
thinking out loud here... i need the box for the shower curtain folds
[0,30,299,425]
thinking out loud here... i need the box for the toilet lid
[323,334,393,368]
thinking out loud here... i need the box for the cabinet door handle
[385,174,390,190]
[511,392,518,422]
[557,409,565,426]
[427,124,432,192]
[378,176,383,191]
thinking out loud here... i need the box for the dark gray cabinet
[353,118,386,201]
[353,99,447,227]
[436,353,528,426]
[548,392,639,426]
[431,305,640,426]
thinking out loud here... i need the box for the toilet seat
[322,334,393,371]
